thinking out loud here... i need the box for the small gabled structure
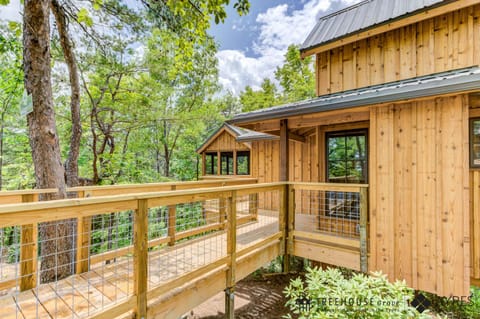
[197,123,278,177]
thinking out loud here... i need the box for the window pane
[221,152,233,175]
[472,119,480,166]
[328,160,347,182]
[327,131,367,184]
[328,136,346,161]
[237,151,250,175]
[205,153,217,175]
[346,135,366,160]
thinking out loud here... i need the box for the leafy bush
[423,286,480,319]
[284,267,430,319]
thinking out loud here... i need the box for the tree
[0,22,23,191]
[3,0,251,282]
[239,78,278,112]
[275,44,316,103]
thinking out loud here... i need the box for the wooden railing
[288,182,369,272]
[0,181,368,319]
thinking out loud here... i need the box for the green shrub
[423,286,480,319]
[284,267,430,319]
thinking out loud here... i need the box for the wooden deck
[0,213,279,319]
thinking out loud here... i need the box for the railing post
[134,199,148,319]
[219,197,226,229]
[225,191,237,319]
[248,193,258,221]
[359,187,368,273]
[282,184,295,273]
[76,190,92,274]
[20,194,37,291]
[168,185,176,246]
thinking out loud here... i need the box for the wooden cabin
[199,0,480,297]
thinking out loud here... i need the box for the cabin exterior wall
[316,5,480,95]
[203,131,249,153]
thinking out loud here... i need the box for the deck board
[0,213,279,319]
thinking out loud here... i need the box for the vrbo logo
[411,293,473,313]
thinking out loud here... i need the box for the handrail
[0,178,258,201]
[0,181,368,319]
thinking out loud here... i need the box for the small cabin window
[221,152,234,175]
[205,153,217,175]
[471,118,480,168]
[325,130,367,221]
[236,151,250,175]
[326,130,367,184]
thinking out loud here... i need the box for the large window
[471,118,480,168]
[326,130,367,184]
[205,153,217,175]
[325,130,367,220]
[221,152,234,175]
[236,151,250,175]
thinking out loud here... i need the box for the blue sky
[208,0,360,94]
[0,0,360,94]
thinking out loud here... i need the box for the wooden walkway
[0,213,279,319]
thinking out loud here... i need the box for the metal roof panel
[301,0,446,52]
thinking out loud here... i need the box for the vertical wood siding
[370,96,470,297]
[316,6,480,95]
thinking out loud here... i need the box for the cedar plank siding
[316,6,480,95]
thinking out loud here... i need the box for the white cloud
[217,0,361,95]
[0,0,21,22]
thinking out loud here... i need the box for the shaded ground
[187,273,299,319]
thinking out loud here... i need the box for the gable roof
[196,123,278,153]
[229,66,480,125]
[301,0,447,54]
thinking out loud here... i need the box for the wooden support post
[280,119,290,273]
[280,119,289,182]
[76,190,92,274]
[359,187,368,273]
[225,191,237,319]
[233,150,237,176]
[219,197,226,229]
[279,185,287,256]
[20,194,37,291]
[248,193,258,221]
[217,151,221,175]
[168,185,176,246]
[201,152,206,176]
[134,199,148,319]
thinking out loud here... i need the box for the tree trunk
[50,0,82,188]
[23,0,73,283]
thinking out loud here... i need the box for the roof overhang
[229,66,480,125]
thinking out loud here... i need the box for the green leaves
[77,8,93,27]
[284,267,432,319]
[0,0,10,6]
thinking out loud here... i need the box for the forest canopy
[0,1,315,190]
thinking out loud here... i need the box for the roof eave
[230,70,480,125]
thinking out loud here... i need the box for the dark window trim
[205,152,217,175]
[325,129,368,184]
[221,152,234,175]
[236,151,250,175]
[470,118,480,168]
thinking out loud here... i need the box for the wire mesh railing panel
[0,210,136,319]
[294,189,360,239]
[236,190,279,252]
[147,200,227,289]
[0,226,20,289]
